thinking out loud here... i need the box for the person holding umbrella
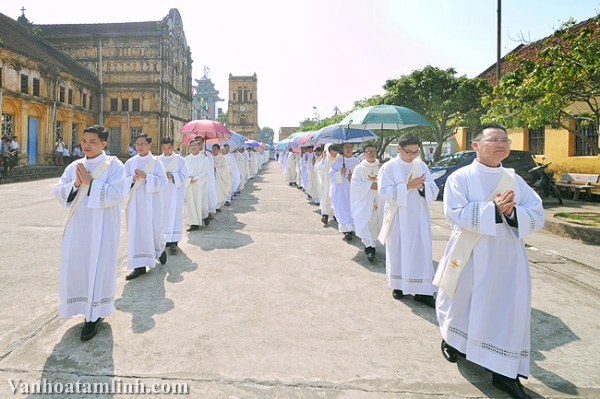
[329,142,359,241]
[377,133,439,306]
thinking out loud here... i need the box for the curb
[543,217,600,246]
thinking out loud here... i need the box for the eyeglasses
[364,150,377,154]
[477,138,512,145]
[401,147,420,156]
[135,142,149,146]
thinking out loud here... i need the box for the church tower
[227,73,258,139]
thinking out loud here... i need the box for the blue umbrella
[311,124,378,145]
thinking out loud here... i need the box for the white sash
[67,156,115,222]
[377,158,422,243]
[164,155,179,173]
[124,156,157,207]
[433,168,515,298]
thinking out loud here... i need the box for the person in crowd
[351,143,383,261]
[211,144,231,211]
[233,147,247,193]
[329,142,359,241]
[54,125,126,341]
[285,148,299,186]
[124,133,168,280]
[128,143,138,157]
[158,136,189,250]
[73,144,84,159]
[378,133,439,307]
[10,136,19,167]
[309,146,324,205]
[435,123,545,399]
[1,137,13,175]
[316,144,338,225]
[55,137,66,166]
[62,145,71,165]
[221,144,241,205]
[184,138,212,231]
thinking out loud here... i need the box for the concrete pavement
[0,161,599,398]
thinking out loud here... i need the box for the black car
[428,150,538,198]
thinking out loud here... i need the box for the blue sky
[3,0,599,139]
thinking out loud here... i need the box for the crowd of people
[54,125,269,342]
[277,126,545,399]
[1,135,20,175]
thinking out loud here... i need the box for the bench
[555,173,600,200]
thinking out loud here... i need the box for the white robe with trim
[205,151,218,212]
[55,153,127,321]
[124,153,168,269]
[351,159,384,248]
[436,160,544,379]
[329,156,359,232]
[213,153,231,208]
[285,152,298,183]
[159,153,189,243]
[225,152,241,200]
[378,155,439,294]
[317,154,338,216]
[185,152,211,224]
[310,154,323,203]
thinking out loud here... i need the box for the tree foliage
[257,126,275,145]
[384,66,492,162]
[483,16,600,155]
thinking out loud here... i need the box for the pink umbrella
[179,119,231,145]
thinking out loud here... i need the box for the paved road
[0,161,599,398]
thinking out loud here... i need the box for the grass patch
[554,212,600,227]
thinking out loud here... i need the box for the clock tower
[227,73,258,139]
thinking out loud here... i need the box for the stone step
[0,165,65,184]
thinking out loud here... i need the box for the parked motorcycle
[528,160,563,204]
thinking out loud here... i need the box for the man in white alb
[329,142,359,241]
[211,144,231,211]
[184,138,211,230]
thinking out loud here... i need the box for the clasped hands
[133,169,147,181]
[494,188,516,216]
[407,173,425,190]
[74,163,92,188]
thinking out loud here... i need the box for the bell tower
[227,73,258,139]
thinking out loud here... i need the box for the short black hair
[161,136,174,145]
[135,133,152,144]
[362,143,376,152]
[84,125,109,142]
[212,144,221,150]
[397,133,420,147]
[472,122,507,141]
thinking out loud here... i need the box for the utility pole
[496,0,502,86]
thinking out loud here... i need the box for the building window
[72,123,78,148]
[232,92,236,101]
[20,74,29,94]
[68,89,73,105]
[464,129,473,145]
[130,127,142,147]
[243,88,248,103]
[59,87,65,103]
[108,127,121,154]
[121,99,129,112]
[56,121,63,141]
[237,87,242,103]
[528,126,545,155]
[110,98,119,111]
[575,120,599,156]
[240,115,246,125]
[0,67,3,87]
[132,98,140,112]
[250,92,253,101]
[33,78,40,97]
[1,113,14,137]
[89,95,93,110]
[82,93,87,108]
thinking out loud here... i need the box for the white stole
[67,156,115,222]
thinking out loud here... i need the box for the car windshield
[431,152,474,167]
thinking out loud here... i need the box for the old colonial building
[0,8,192,164]
[227,73,258,139]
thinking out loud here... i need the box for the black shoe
[187,225,199,231]
[159,251,167,265]
[366,247,376,262]
[441,339,465,363]
[126,267,146,281]
[343,232,353,241]
[492,373,532,399]
[203,217,210,227]
[321,215,329,225]
[289,183,294,186]
[81,318,103,341]
[296,186,303,190]
[216,208,222,212]
[392,289,405,300]
[414,294,436,308]
[225,201,231,206]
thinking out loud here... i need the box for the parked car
[428,150,539,198]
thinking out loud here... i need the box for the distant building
[278,127,299,141]
[193,68,223,120]
[227,73,258,139]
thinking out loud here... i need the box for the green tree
[217,110,228,125]
[483,16,600,155]
[384,66,492,161]
[257,126,275,145]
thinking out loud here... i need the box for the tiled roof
[0,13,97,83]
[36,20,161,36]
[478,16,599,86]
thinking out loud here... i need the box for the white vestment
[351,159,384,248]
[233,152,246,191]
[329,156,360,232]
[225,152,241,200]
[213,153,231,208]
[185,152,211,224]
[436,160,544,378]
[285,152,298,183]
[243,151,251,182]
[205,151,218,212]
[378,155,439,294]
[317,153,338,217]
[310,154,323,203]
[124,153,168,269]
[55,154,126,321]
[159,153,189,243]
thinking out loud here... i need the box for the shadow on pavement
[164,250,198,284]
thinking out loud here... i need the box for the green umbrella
[338,104,431,130]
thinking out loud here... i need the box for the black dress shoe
[187,225,199,231]
[414,294,436,308]
[159,251,167,265]
[343,232,353,241]
[126,267,146,280]
[321,215,329,225]
[225,201,231,206]
[392,289,405,300]
[440,339,465,363]
[492,373,532,399]
[365,246,376,262]
[203,217,210,226]
[216,208,222,212]
[81,318,103,341]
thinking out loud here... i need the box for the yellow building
[0,8,192,164]
[227,74,258,139]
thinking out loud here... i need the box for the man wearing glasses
[435,123,544,399]
[378,133,439,307]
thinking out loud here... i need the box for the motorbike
[528,160,563,204]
